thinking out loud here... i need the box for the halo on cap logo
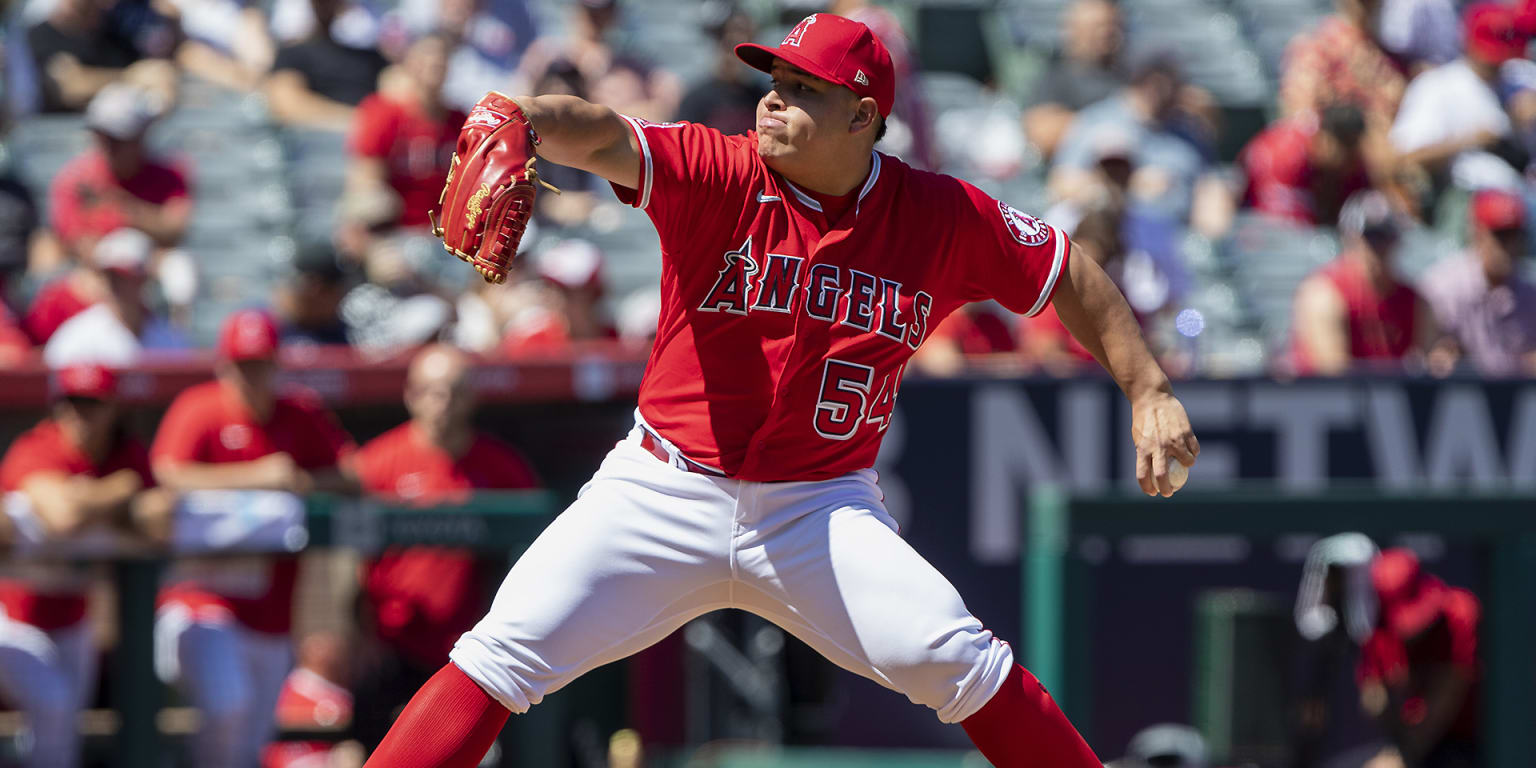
[783,15,817,47]
[998,200,1050,246]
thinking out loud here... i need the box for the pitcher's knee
[449,629,558,715]
[881,626,1015,724]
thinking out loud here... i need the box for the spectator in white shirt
[44,228,189,367]
[1389,3,1532,183]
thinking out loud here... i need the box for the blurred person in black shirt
[677,2,761,136]
[264,0,390,129]
[274,242,352,346]
[27,0,177,113]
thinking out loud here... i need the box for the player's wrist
[1123,371,1173,405]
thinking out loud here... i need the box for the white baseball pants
[155,605,291,768]
[0,613,94,768]
[451,424,1013,724]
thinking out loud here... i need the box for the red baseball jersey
[349,94,468,227]
[612,118,1069,481]
[151,380,355,634]
[0,419,153,629]
[352,423,540,667]
[1358,587,1482,742]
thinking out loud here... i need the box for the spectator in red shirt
[349,344,540,750]
[0,363,171,768]
[150,309,358,768]
[346,33,466,229]
[1291,191,1436,375]
[1358,549,1481,768]
[1242,104,1373,227]
[49,82,191,263]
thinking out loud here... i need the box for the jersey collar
[779,151,883,218]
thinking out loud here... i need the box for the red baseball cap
[218,309,280,361]
[1471,188,1526,231]
[55,363,118,400]
[1466,3,1530,64]
[736,13,896,118]
[1371,548,1446,639]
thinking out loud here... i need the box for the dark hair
[1319,104,1366,147]
[293,242,347,285]
[1129,49,1181,86]
[875,115,887,143]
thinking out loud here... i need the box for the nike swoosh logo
[757,192,782,203]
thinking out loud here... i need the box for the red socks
[363,663,511,768]
[362,662,1092,767]
[960,663,1101,768]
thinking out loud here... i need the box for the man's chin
[756,138,789,166]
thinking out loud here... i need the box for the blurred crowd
[0,0,1527,381]
[1,329,543,768]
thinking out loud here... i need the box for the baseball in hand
[1168,461,1189,491]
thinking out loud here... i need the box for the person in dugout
[348,344,541,752]
[1358,548,1482,768]
[0,363,174,768]
[150,309,358,768]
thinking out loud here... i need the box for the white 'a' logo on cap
[854,70,869,86]
[783,14,816,47]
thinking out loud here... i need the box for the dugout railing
[101,491,561,768]
[1021,488,1536,767]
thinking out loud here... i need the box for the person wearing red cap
[364,13,1197,768]
[1419,188,1536,376]
[150,309,358,768]
[1389,2,1533,181]
[0,363,171,768]
[1357,549,1481,768]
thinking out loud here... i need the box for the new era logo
[854,70,869,86]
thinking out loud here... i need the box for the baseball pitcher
[368,14,1199,767]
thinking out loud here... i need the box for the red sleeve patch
[958,182,1069,317]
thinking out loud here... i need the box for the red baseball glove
[430,91,557,284]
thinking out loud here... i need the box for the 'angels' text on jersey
[696,236,934,351]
